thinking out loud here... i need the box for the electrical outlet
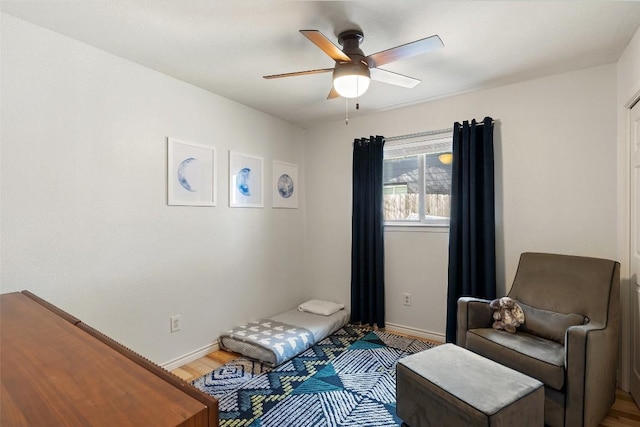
[403,293,412,306]
[170,314,181,333]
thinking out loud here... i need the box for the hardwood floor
[602,390,640,427]
[172,349,239,383]
[173,349,640,426]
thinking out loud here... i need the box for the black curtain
[351,135,385,328]
[446,117,496,343]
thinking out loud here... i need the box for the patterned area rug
[193,357,272,399]
[192,325,434,427]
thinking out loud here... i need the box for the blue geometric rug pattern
[193,325,434,427]
[192,356,272,399]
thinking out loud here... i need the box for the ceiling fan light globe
[333,75,370,98]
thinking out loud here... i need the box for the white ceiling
[2,1,640,128]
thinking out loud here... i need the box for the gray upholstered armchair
[457,252,620,427]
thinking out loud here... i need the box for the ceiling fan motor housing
[332,60,370,81]
[338,30,366,59]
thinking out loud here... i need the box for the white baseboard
[385,322,445,343]
[161,341,219,371]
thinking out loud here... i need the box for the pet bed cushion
[219,307,349,367]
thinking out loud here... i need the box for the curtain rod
[385,120,495,142]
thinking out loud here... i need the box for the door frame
[621,88,640,393]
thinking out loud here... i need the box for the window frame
[383,133,452,228]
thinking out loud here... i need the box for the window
[383,133,452,226]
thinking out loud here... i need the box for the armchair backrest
[508,252,619,325]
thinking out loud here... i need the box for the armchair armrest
[456,297,493,347]
[564,321,618,427]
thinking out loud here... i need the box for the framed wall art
[167,137,216,206]
[229,151,263,208]
[273,160,298,209]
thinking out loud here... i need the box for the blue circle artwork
[237,167,251,196]
[277,174,294,198]
[177,157,197,192]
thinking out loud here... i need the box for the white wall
[0,11,624,362]
[304,64,617,337]
[0,14,305,365]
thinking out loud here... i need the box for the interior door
[630,99,640,406]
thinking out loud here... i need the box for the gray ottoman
[397,344,543,426]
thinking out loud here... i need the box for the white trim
[385,322,445,343]
[619,101,632,392]
[624,87,640,109]
[618,86,640,392]
[384,224,449,233]
[160,341,219,371]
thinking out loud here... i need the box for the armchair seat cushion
[466,328,565,390]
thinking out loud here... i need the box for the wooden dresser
[0,291,218,426]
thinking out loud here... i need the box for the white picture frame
[229,151,264,208]
[272,160,298,209]
[167,137,216,206]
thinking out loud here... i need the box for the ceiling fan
[263,29,444,99]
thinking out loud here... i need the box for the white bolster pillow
[298,299,345,316]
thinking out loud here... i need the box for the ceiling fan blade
[300,30,351,62]
[366,35,444,68]
[370,68,421,88]
[263,68,333,79]
[327,86,339,99]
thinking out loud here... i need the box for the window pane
[424,152,452,219]
[383,132,453,226]
[383,155,419,221]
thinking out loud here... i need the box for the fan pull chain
[344,93,361,125]
[345,97,349,125]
